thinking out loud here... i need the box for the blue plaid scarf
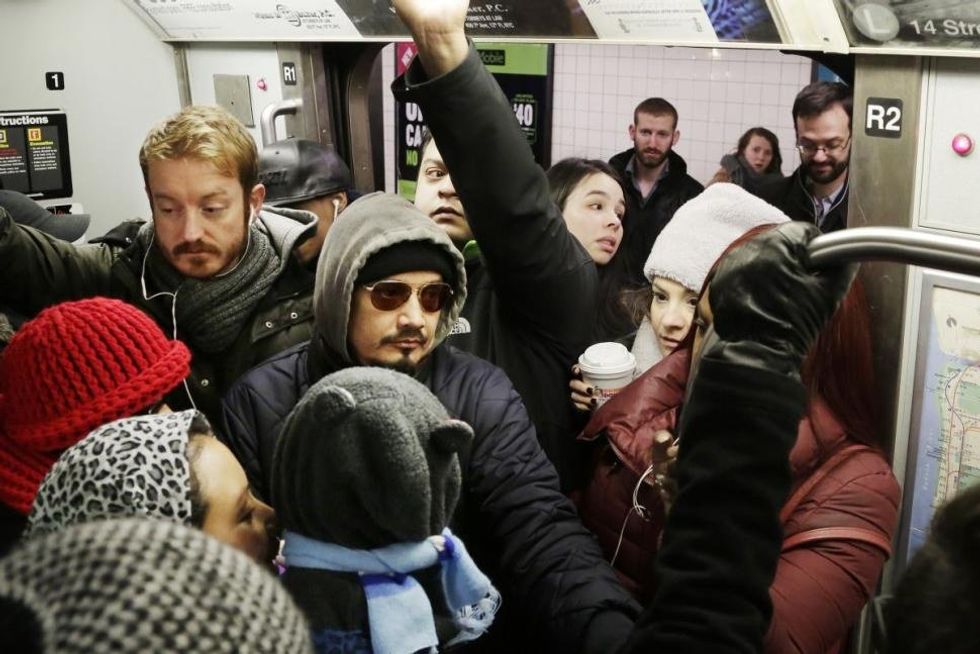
[283,528,500,654]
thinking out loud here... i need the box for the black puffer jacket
[608,149,703,288]
[221,341,640,653]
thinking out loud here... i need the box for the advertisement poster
[834,0,980,49]
[578,0,780,42]
[395,42,553,200]
[337,0,595,37]
[134,0,360,39]
[578,0,718,41]
[0,112,72,200]
[702,0,781,42]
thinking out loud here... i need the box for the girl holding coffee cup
[574,184,899,653]
[568,180,780,412]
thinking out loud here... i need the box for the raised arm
[392,0,596,336]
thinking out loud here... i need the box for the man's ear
[672,130,681,147]
[249,183,266,215]
[338,192,349,212]
[628,124,636,140]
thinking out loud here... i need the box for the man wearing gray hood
[222,191,640,653]
[0,105,318,421]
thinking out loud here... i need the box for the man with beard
[220,192,640,652]
[0,105,318,420]
[609,98,703,287]
[748,82,852,233]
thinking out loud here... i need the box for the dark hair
[619,285,654,328]
[546,157,623,212]
[634,97,678,129]
[736,127,783,175]
[419,127,434,163]
[184,413,215,528]
[792,81,853,131]
[702,225,880,449]
[0,313,13,353]
[887,483,980,654]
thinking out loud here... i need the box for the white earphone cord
[610,464,658,567]
[140,232,197,411]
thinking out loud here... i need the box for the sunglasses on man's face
[362,280,454,313]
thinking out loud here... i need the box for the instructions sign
[835,0,980,49]
[0,112,73,199]
[394,43,553,200]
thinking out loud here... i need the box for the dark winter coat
[221,341,640,654]
[608,148,704,288]
[392,45,597,491]
[0,206,317,420]
[223,183,638,654]
[621,355,808,653]
[581,349,900,653]
[749,165,849,233]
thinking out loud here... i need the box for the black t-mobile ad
[395,42,553,200]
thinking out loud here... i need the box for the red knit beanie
[0,297,191,514]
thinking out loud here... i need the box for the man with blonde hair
[0,104,318,420]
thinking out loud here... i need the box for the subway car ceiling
[123,0,980,58]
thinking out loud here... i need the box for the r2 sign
[865,97,903,139]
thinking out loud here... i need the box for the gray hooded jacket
[313,192,467,365]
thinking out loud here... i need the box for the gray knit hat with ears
[272,366,474,550]
[0,518,313,653]
[644,182,789,292]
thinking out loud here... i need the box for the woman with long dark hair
[578,186,900,653]
[545,157,634,343]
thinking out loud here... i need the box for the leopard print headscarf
[25,410,199,538]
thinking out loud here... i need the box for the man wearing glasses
[751,81,853,233]
[221,191,640,653]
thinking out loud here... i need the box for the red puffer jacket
[577,352,901,654]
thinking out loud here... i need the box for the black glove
[704,221,857,378]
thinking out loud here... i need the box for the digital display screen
[0,112,73,200]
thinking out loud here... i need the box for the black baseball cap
[0,190,90,242]
[259,139,353,207]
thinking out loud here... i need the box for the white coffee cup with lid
[578,342,636,407]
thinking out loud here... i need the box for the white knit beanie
[643,182,790,292]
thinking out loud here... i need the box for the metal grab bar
[808,227,980,277]
[259,98,303,147]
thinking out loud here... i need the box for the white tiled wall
[380,43,813,191]
[551,43,812,185]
